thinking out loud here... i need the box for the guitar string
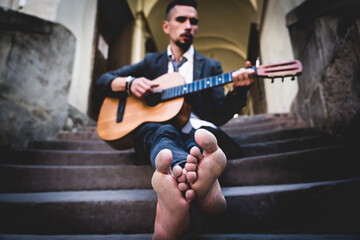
[161,72,234,101]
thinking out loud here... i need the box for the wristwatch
[125,76,136,95]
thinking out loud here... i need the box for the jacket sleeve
[95,61,147,98]
[208,86,248,126]
[204,61,249,126]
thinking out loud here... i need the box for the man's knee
[154,124,180,138]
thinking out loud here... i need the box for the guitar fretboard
[161,72,234,101]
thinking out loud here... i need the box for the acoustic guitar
[97,60,303,149]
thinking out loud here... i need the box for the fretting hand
[231,61,256,95]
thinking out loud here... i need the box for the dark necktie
[169,56,187,72]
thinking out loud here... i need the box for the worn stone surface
[320,21,360,134]
[287,0,360,136]
[0,178,359,234]
[0,7,75,149]
[63,104,96,132]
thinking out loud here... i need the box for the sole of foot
[151,149,192,239]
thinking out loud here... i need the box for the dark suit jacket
[96,50,248,126]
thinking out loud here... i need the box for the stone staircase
[1,113,359,240]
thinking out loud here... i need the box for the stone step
[0,178,359,234]
[0,233,359,240]
[1,145,358,193]
[0,149,136,166]
[229,127,320,144]
[1,135,340,166]
[239,135,341,157]
[221,120,305,134]
[0,164,153,193]
[29,140,115,151]
[205,178,360,234]
[221,113,297,128]
[57,130,101,141]
[29,127,320,152]
[58,116,301,141]
[220,145,360,187]
[78,113,297,133]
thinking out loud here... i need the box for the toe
[186,171,197,183]
[155,149,173,174]
[177,173,187,183]
[172,165,183,178]
[178,182,189,192]
[194,129,218,154]
[185,162,196,172]
[189,146,203,161]
[185,189,195,202]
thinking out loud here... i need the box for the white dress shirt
[167,45,217,133]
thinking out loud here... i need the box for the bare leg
[152,149,194,240]
[185,129,227,215]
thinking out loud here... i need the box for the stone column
[131,0,147,64]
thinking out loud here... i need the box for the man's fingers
[231,67,255,88]
[149,82,160,88]
[131,79,160,98]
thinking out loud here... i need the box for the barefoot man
[96,0,255,238]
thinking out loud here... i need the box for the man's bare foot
[151,149,194,240]
[185,129,227,215]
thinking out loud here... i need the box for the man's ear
[162,20,170,34]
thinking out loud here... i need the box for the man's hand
[130,77,159,99]
[111,77,159,99]
[231,61,256,95]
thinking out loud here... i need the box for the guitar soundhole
[146,92,162,107]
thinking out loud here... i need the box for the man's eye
[176,16,187,23]
[190,18,198,25]
[175,17,198,25]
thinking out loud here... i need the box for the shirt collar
[167,45,194,61]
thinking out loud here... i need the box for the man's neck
[170,43,190,62]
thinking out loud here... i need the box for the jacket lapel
[159,51,168,75]
[193,50,205,81]
[153,51,168,78]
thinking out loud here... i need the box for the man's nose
[184,19,192,28]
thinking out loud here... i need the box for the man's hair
[165,0,197,20]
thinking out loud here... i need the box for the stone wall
[0,7,75,149]
[286,0,360,137]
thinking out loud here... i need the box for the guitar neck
[161,71,236,101]
[160,59,303,101]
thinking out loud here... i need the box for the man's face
[163,5,198,50]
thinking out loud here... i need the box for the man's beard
[175,36,193,51]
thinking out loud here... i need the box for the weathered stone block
[287,0,360,135]
[320,20,360,134]
[0,7,75,149]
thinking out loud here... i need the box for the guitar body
[97,72,190,149]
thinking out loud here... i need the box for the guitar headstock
[256,60,303,82]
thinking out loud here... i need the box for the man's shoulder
[195,50,221,66]
[194,50,222,76]
[144,51,166,62]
